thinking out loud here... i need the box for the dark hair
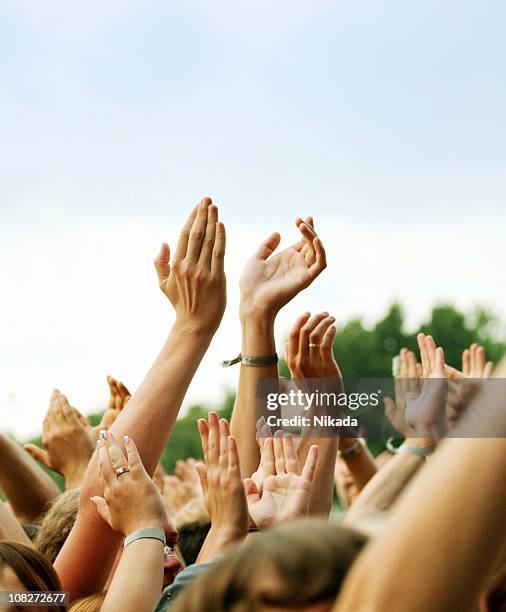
[177,521,210,566]
[0,540,65,612]
[172,519,368,611]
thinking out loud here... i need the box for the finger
[470,343,478,376]
[90,496,111,525]
[433,347,446,377]
[61,395,80,427]
[288,312,311,364]
[195,463,208,494]
[74,408,91,431]
[173,205,199,262]
[299,312,329,356]
[207,412,220,466]
[273,432,286,474]
[197,418,210,463]
[298,222,317,261]
[23,444,51,468]
[243,477,260,503]
[104,431,128,473]
[462,349,470,376]
[307,237,327,281]
[309,315,335,347]
[407,351,418,379]
[260,437,275,475]
[154,243,171,287]
[186,197,212,263]
[123,435,146,477]
[255,232,281,261]
[476,345,486,376]
[417,333,430,377]
[483,361,494,378]
[117,382,131,401]
[227,436,241,479]
[98,438,116,485]
[398,348,408,378]
[301,445,318,481]
[425,336,437,370]
[199,204,218,270]
[211,221,226,276]
[321,324,336,354]
[282,435,299,474]
[218,419,230,470]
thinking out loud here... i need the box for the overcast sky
[1,0,505,437]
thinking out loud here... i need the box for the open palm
[240,221,326,317]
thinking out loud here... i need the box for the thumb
[243,478,260,503]
[24,444,51,468]
[255,232,281,261]
[90,496,111,526]
[154,242,171,285]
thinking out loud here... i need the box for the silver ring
[309,343,320,349]
[115,466,130,477]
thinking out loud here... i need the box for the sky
[1,0,505,437]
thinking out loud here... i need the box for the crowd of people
[0,197,505,611]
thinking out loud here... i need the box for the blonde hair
[68,591,106,612]
[35,489,79,563]
[172,519,368,612]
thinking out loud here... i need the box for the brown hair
[172,519,368,611]
[68,591,107,612]
[0,540,65,611]
[35,488,79,563]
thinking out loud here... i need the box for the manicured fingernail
[98,429,107,440]
[123,435,130,445]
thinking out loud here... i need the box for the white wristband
[123,527,166,548]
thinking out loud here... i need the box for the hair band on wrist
[123,527,166,548]
[338,438,366,460]
[221,353,278,368]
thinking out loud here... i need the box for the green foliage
[18,304,505,481]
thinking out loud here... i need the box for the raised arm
[334,359,506,612]
[55,197,227,600]
[231,217,326,476]
[0,433,60,524]
[90,433,169,612]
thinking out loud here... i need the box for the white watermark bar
[255,378,506,439]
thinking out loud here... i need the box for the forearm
[343,448,424,525]
[340,439,377,492]
[0,502,33,546]
[231,314,278,477]
[0,434,60,523]
[102,539,164,612]
[197,526,245,563]
[335,436,506,612]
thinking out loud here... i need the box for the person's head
[172,519,368,612]
[68,591,107,612]
[173,497,210,566]
[35,488,79,563]
[0,540,65,612]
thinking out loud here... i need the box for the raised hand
[244,435,318,530]
[154,197,226,334]
[384,348,422,438]
[91,432,167,536]
[462,343,493,378]
[196,413,249,541]
[175,458,203,499]
[24,390,94,489]
[93,376,131,436]
[239,217,326,319]
[161,474,198,515]
[404,334,448,437]
[284,311,340,379]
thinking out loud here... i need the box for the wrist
[240,314,276,356]
[209,524,247,544]
[123,519,166,536]
[239,299,277,325]
[172,317,217,340]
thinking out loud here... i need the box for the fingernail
[98,429,107,440]
[123,435,130,446]
[96,440,101,449]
